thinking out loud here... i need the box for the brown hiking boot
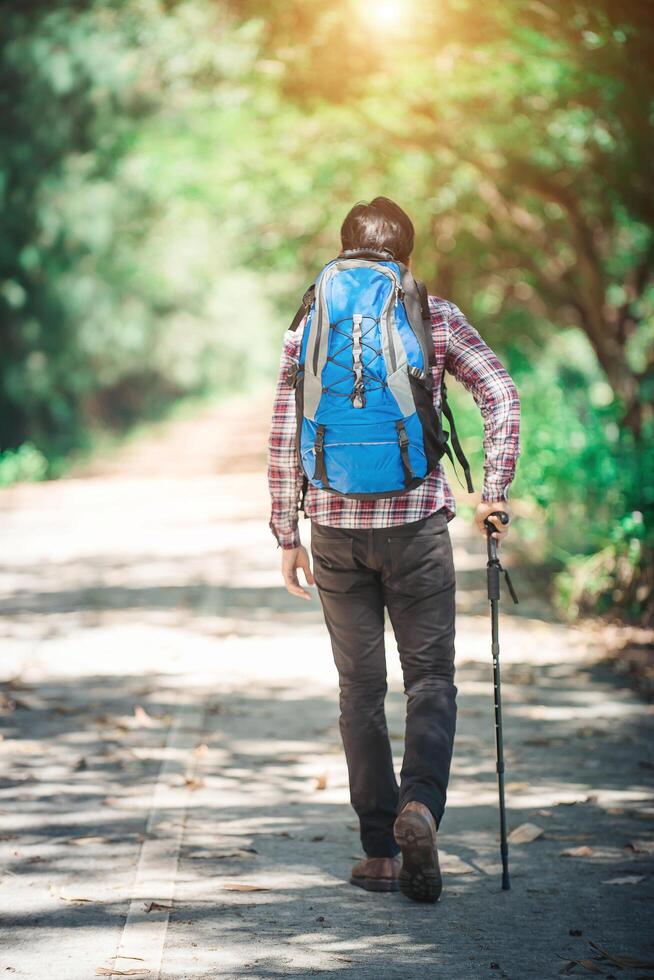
[393,801,443,903]
[349,855,401,892]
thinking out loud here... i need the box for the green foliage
[0,1,281,461]
[448,327,653,622]
[0,443,49,487]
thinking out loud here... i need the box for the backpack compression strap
[441,377,475,493]
[415,280,437,368]
[415,280,474,493]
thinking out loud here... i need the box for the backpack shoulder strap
[289,283,315,332]
[395,267,436,370]
[414,279,437,368]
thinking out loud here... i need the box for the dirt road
[1,393,652,980]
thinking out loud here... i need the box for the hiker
[267,196,521,903]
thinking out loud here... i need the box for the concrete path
[0,394,652,980]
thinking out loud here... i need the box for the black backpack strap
[290,283,315,332]
[441,376,475,493]
[415,279,437,368]
[394,265,434,372]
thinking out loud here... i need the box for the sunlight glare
[359,0,405,32]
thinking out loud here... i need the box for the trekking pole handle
[484,511,508,561]
[484,511,509,535]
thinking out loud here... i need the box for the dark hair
[340,196,415,264]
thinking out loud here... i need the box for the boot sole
[349,875,400,893]
[393,810,443,904]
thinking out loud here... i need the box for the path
[0,393,652,980]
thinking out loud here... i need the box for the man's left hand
[474,501,511,542]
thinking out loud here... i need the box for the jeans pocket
[386,527,455,596]
[310,531,357,593]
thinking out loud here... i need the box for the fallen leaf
[133,705,157,728]
[601,875,646,885]
[588,940,654,969]
[70,836,108,847]
[560,846,594,857]
[576,960,605,974]
[314,773,328,791]
[222,883,269,892]
[144,901,172,913]
[194,743,209,757]
[311,835,325,842]
[507,822,544,844]
[625,840,654,854]
[184,777,205,791]
[210,849,257,861]
[95,969,150,977]
[50,885,94,903]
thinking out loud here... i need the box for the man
[267,197,520,903]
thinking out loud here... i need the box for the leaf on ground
[0,693,16,714]
[222,883,269,892]
[601,874,646,885]
[144,901,173,913]
[50,885,94,903]
[576,960,605,974]
[212,849,257,860]
[133,705,158,728]
[70,836,108,847]
[560,846,594,858]
[625,840,654,854]
[314,773,328,790]
[96,969,150,976]
[184,777,205,791]
[588,940,654,969]
[311,835,325,842]
[507,822,544,843]
[194,743,209,757]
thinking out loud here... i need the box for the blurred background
[1,0,653,627]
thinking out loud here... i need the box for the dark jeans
[310,508,458,859]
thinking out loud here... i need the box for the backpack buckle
[396,423,410,449]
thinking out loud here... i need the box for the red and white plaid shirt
[268,295,521,549]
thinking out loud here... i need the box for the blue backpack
[287,247,473,503]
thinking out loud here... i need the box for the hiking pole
[484,511,519,891]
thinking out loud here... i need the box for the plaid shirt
[268,295,521,549]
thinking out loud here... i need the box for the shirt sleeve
[267,325,304,549]
[444,303,521,502]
